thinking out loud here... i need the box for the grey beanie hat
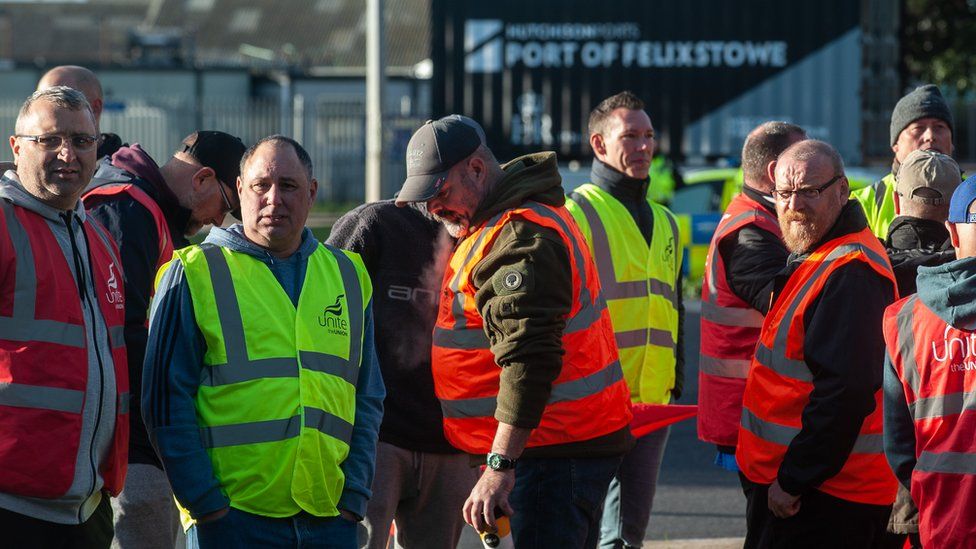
[890,84,954,146]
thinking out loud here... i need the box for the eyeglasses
[214,179,235,214]
[16,133,99,152]
[772,175,844,202]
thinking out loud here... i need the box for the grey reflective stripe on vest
[700,300,763,328]
[894,295,921,399]
[573,193,677,308]
[118,392,130,414]
[200,245,364,387]
[326,245,365,376]
[0,200,85,348]
[199,406,355,449]
[448,211,506,331]
[873,179,887,211]
[85,219,126,349]
[438,203,605,349]
[615,328,674,350]
[440,359,625,419]
[741,408,883,453]
[915,450,976,475]
[0,382,84,414]
[698,355,751,378]
[757,243,891,383]
[910,390,976,421]
[304,406,354,444]
[704,209,772,320]
[201,415,302,448]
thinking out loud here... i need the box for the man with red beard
[737,140,898,548]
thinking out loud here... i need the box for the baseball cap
[948,175,976,223]
[395,115,486,206]
[180,130,247,219]
[894,149,961,206]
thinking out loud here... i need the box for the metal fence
[0,95,425,203]
[1,92,973,197]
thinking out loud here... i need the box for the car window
[671,181,723,215]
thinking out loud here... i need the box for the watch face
[487,454,502,470]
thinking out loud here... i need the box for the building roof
[0,0,430,72]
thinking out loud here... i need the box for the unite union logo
[105,262,124,310]
[318,295,349,336]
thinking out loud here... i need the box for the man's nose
[57,142,76,163]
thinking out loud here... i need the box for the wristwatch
[486,452,517,471]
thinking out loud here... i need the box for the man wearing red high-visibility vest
[0,87,129,547]
[883,174,976,548]
[737,140,898,548]
[698,121,805,473]
[395,115,633,548]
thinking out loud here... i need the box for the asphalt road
[457,301,746,547]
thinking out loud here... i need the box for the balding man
[737,141,898,547]
[38,65,124,159]
[883,174,976,548]
[698,122,805,474]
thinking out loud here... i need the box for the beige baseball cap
[895,149,961,205]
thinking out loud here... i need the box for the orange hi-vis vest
[884,294,976,546]
[431,201,632,454]
[698,193,781,447]
[737,227,897,505]
[0,200,129,498]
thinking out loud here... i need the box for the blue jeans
[599,425,670,549]
[509,454,623,549]
[187,507,359,549]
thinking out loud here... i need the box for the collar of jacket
[588,159,649,203]
[469,151,565,228]
[787,199,869,266]
[885,215,951,252]
[742,185,778,214]
[110,145,193,238]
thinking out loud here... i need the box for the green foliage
[903,0,976,94]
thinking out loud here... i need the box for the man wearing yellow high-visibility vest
[566,91,684,549]
[143,135,384,548]
[852,84,955,238]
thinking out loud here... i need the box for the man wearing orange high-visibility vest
[737,140,898,548]
[698,121,805,475]
[395,115,633,548]
[883,174,976,548]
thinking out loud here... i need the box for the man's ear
[766,160,777,186]
[309,178,319,201]
[9,136,19,165]
[467,155,487,184]
[590,133,607,159]
[191,166,215,191]
[948,221,960,249]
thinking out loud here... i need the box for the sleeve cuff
[338,489,368,520]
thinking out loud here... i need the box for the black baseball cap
[180,130,247,219]
[395,115,486,206]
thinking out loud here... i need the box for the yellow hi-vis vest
[171,242,371,520]
[566,183,682,404]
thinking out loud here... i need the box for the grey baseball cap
[395,115,486,206]
[895,149,961,206]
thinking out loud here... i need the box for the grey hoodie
[884,256,976,489]
[0,171,118,524]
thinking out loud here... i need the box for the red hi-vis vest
[431,201,632,454]
[84,178,174,275]
[698,193,781,447]
[737,227,897,505]
[0,200,129,498]
[884,294,976,547]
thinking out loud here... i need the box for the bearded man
[736,140,898,548]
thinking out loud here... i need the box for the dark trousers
[741,474,892,549]
[0,495,113,549]
[510,455,623,549]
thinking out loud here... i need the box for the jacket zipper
[63,212,107,523]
